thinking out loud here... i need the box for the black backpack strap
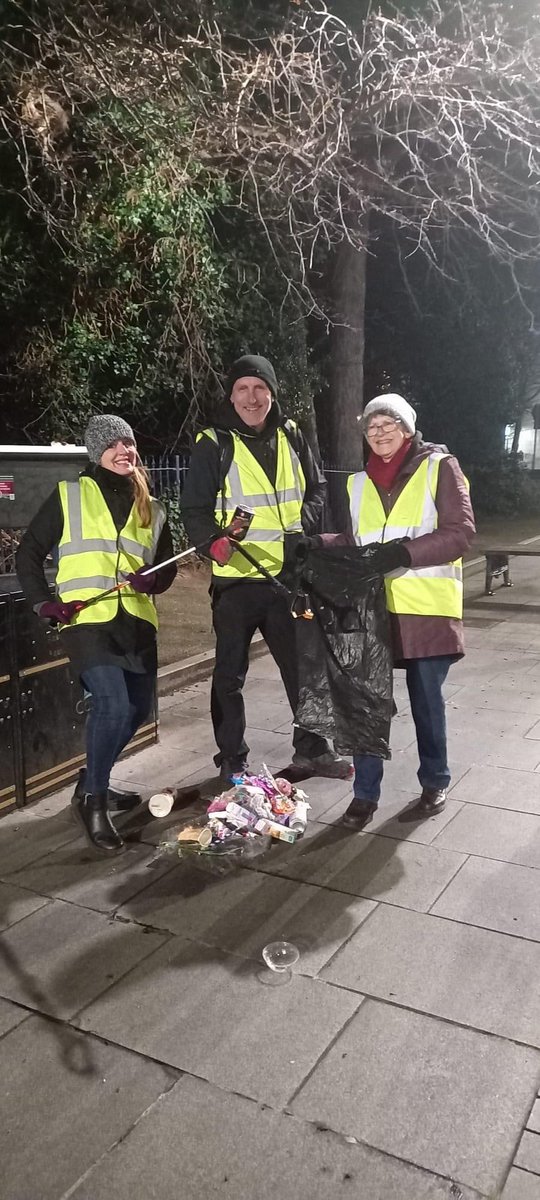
[215,429,234,526]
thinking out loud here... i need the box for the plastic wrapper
[157,764,310,875]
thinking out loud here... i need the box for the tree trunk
[327,236,367,527]
[511,415,522,454]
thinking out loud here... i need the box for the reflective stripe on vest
[198,426,305,579]
[347,453,464,619]
[56,478,165,627]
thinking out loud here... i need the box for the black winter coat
[180,400,327,589]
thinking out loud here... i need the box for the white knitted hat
[361,394,416,435]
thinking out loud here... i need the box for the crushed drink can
[289,799,310,834]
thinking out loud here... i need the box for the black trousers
[211,582,329,767]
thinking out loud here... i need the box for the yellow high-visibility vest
[198,426,305,579]
[347,453,464,619]
[56,477,165,627]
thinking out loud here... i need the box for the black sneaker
[290,751,353,780]
[342,799,378,830]
[219,760,249,787]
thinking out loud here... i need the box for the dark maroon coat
[320,437,476,662]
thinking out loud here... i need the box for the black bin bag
[293,545,393,758]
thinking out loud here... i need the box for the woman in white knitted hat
[312,392,476,829]
[17,415,177,856]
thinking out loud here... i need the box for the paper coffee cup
[148,791,175,818]
[177,824,212,848]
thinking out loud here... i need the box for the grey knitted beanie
[84,414,136,463]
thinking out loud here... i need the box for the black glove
[283,532,305,563]
[284,533,320,563]
[365,539,411,575]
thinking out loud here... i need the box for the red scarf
[366,439,412,491]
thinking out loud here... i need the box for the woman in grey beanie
[17,415,177,856]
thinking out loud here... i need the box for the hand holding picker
[41,506,257,623]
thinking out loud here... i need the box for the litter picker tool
[229,537,314,618]
[73,505,256,613]
[73,543,203,612]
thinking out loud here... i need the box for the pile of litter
[159,763,310,871]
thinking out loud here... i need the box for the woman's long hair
[132,460,152,527]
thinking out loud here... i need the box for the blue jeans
[81,666,155,794]
[353,656,454,804]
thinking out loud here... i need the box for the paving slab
[0,810,79,875]
[452,655,540,686]
[109,739,213,791]
[118,865,377,975]
[0,898,168,1018]
[128,800,209,847]
[0,879,51,930]
[384,712,417,751]
[447,704,536,739]
[68,1072,482,1200]
[443,729,540,773]
[242,727,294,769]
[453,684,540,716]
[154,709,218,751]
[484,740,540,772]
[292,998,540,1195]
[484,737,540,772]
[0,785,73,828]
[432,803,540,869]
[244,674,289,701]
[380,748,471,790]
[0,996,29,1038]
[0,1014,178,1200]
[77,937,361,1107]
[4,841,176,914]
[502,1168,540,1199]
[285,771,353,819]
[450,765,540,815]
[529,1099,540,1133]
[319,788,464,845]
[245,698,296,732]
[431,856,540,942]
[322,904,540,1047]
[261,820,466,912]
[480,625,540,653]
[515,1132,540,1175]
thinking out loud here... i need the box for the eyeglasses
[365,420,402,438]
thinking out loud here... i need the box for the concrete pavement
[1,558,540,1198]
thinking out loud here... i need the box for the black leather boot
[71,792,125,855]
[73,769,141,814]
[417,788,447,816]
[342,799,378,830]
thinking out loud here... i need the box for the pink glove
[37,599,83,624]
[209,536,233,566]
[126,566,157,594]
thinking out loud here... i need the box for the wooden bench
[482,547,540,595]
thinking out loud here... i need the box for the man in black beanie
[181,354,353,785]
